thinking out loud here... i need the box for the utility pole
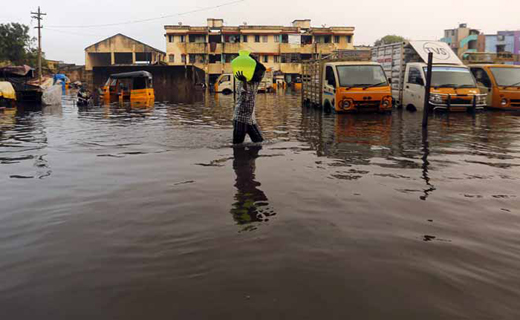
[31,7,46,85]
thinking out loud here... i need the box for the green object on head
[231,50,257,82]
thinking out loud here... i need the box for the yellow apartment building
[164,19,355,82]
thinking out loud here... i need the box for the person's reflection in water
[230,145,275,232]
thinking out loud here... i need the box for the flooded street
[1,93,520,319]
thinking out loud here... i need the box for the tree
[0,22,46,67]
[374,35,406,46]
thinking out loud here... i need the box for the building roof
[85,33,166,55]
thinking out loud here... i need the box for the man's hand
[235,71,247,83]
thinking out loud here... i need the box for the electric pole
[31,7,46,85]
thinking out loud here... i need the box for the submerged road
[1,93,520,319]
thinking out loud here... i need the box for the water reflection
[230,146,275,232]
[420,127,436,201]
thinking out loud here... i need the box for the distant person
[233,55,266,144]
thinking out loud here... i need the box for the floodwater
[1,92,520,319]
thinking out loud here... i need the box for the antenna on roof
[178,22,182,26]
[243,22,247,26]
[321,24,327,28]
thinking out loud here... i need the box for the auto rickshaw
[0,81,16,110]
[103,71,154,106]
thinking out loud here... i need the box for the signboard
[288,34,301,46]
[409,41,463,65]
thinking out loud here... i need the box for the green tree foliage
[0,22,46,67]
[374,35,406,46]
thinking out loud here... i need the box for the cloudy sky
[2,0,519,64]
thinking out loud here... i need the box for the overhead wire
[46,0,246,29]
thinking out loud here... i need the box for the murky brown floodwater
[1,92,520,319]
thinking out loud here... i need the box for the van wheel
[222,89,232,95]
[324,101,332,114]
[406,104,417,112]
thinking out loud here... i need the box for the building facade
[164,19,355,81]
[441,23,482,57]
[85,34,166,71]
[485,31,520,54]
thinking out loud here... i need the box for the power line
[45,27,105,37]
[46,0,246,29]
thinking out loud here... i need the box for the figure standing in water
[233,55,266,144]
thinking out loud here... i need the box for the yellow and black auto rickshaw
[103,71,154,106]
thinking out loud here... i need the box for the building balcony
[222,43,241,54]
[280,63,301,74]
[280,43,315,54]
[315,43,336,54]
[186,42,207,54]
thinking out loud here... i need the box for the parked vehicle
[103,71,154,106]
[372,41,486,112]
[0,81,17,109]
[258,69,274,93]
[464,53,520,110]
[215,71,274,94]
[214,74,235,94]
[302,51,392,113]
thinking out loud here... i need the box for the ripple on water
[1,93,520,319]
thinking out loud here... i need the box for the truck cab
[321,61,392,113]
[403,63,486,112]
[469,65,520,110]
[214,74,235,94]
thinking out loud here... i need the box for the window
[180,35,186,43]
[274,55,280,63]
[168,54,175,63]
[224,54,238,63]
[242,35,248,43]
[346,35,352,43]
[408,67,423,85]
[334,36,340,44]
[263,55,268,63]
[281,53,300,63]
[181,54,186,63]
[255,35,260,43]
[189,54,196,64]
[132,77,147,90]
[274,35,280,43]
[262,35,268,43]
[325,66,336,87]
[471,68,492,87]
[219,75,230,84]
[422,66,476,88]
[489,67,520,86]
[301,35,312,45]
[168,35,174,43]
[337,65,388,87]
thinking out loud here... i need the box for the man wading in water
[233,56,266,144]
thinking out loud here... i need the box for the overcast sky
[2,0,519,64]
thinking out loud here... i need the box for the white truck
[372,41,487,112]
[214,70,274,94]
[214,74,236,94]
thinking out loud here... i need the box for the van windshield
[336,65,388,88]
[489,67,520,87]
[423,66,476,88]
